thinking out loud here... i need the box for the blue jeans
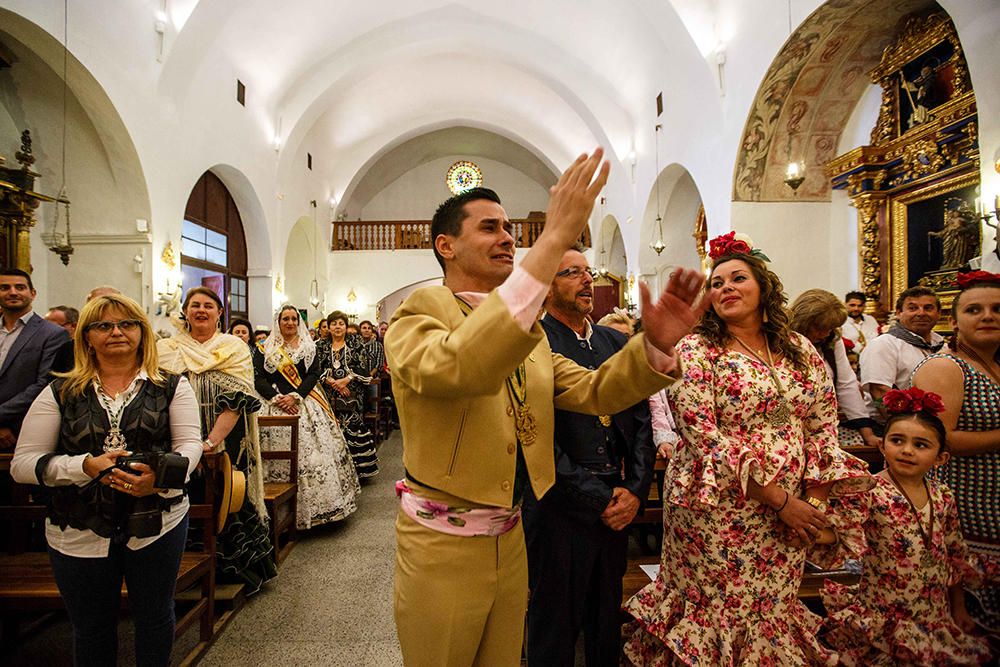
[48,515,189,667]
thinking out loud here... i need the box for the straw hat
[216,451,246,533]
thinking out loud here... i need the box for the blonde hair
[596,311,634,336]
[788,289,847,342]
[57,294,166,399]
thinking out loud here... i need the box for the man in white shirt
[841,290,880,353]
[859,286,943,422]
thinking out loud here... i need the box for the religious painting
[889,171,980,304]
[896,36,957,134]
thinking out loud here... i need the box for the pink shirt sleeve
[496,266,548,332]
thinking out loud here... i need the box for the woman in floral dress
[622,233,872,665]
[254,305,360,529]
[912,270,1000,637]
[814,389,996,665]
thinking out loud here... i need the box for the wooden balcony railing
[331,212,591,251]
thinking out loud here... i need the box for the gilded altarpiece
[826,12,979,317]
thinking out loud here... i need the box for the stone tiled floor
[199,432,403,666]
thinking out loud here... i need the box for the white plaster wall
[731,201,855,302]
[838,83,882,155]
[360,157,550,221]
[324,251,443,323]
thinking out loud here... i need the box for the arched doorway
[639,164,705,294]
[181,171,249,323]
[592,215,626,321]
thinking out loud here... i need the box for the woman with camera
[11,293,202,667]
[157,287,276,594]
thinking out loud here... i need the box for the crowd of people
[2,269,391,665]
[2,146,999,666]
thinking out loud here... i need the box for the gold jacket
[386,286,676,508]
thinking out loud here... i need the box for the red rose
[881,389,912,414]
[883,387,946,416]
[955,270,1000,290]
[709,232,736,259]
[918,392,945,415]
[842,338,855,351]
[728,240,751,254]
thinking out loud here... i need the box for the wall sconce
[715,44,727,97]
[784,160,805,192]
[978,194,1000,225]
[979,195,1000,256]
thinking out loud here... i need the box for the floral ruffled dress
[814,474,996,665]
[622,333,872,666]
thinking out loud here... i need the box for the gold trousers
[394,504,527,666]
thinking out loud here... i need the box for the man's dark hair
[844,291,866,304]
[895,286,940,312]
[430,187,502,272]
[0,267,33,291]
[49,305,79,325]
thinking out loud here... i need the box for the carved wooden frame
[888,169,979,308]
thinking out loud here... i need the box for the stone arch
[337,124,559,219]
[207,164,272,272]
[594,215,627,279]
[0,8,152,303]
[732,0,948,202]
[283,214,329,322]
[639,164,704,291]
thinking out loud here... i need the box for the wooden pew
[620,555,860,605]
[0,451,218,664]
[629,458,667,555]
[257,415,299,566]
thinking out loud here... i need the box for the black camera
[114,453,189,538]
[116,452,189,489]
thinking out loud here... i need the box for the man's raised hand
[640,268,715,355]
[542,148,610,250]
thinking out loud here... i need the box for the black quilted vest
[43,375,180,538]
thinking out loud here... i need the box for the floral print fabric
[816,474,995,665]
[622,333,872,666]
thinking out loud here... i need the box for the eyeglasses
[554,266,597,280]
[86,319,142,334]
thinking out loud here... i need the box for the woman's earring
[762,310,769,324]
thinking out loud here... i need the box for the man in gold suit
[385,149,712,666]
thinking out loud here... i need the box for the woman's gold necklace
[730,334,792,426]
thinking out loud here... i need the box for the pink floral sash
[395,479,521,537]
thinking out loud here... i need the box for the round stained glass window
[446,160,483,195]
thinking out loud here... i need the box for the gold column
[853,194,885,314]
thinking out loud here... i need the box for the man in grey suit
[0,268,69,449]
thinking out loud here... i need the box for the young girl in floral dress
[816,388,997,665]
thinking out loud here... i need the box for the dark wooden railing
[331,211,591,251]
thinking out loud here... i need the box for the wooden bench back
[257,415,299,485]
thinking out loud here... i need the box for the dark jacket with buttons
[539,314,655,523]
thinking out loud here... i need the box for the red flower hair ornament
[708,231,771,262]
[881,387,945,417]
[954,270,1000,290]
